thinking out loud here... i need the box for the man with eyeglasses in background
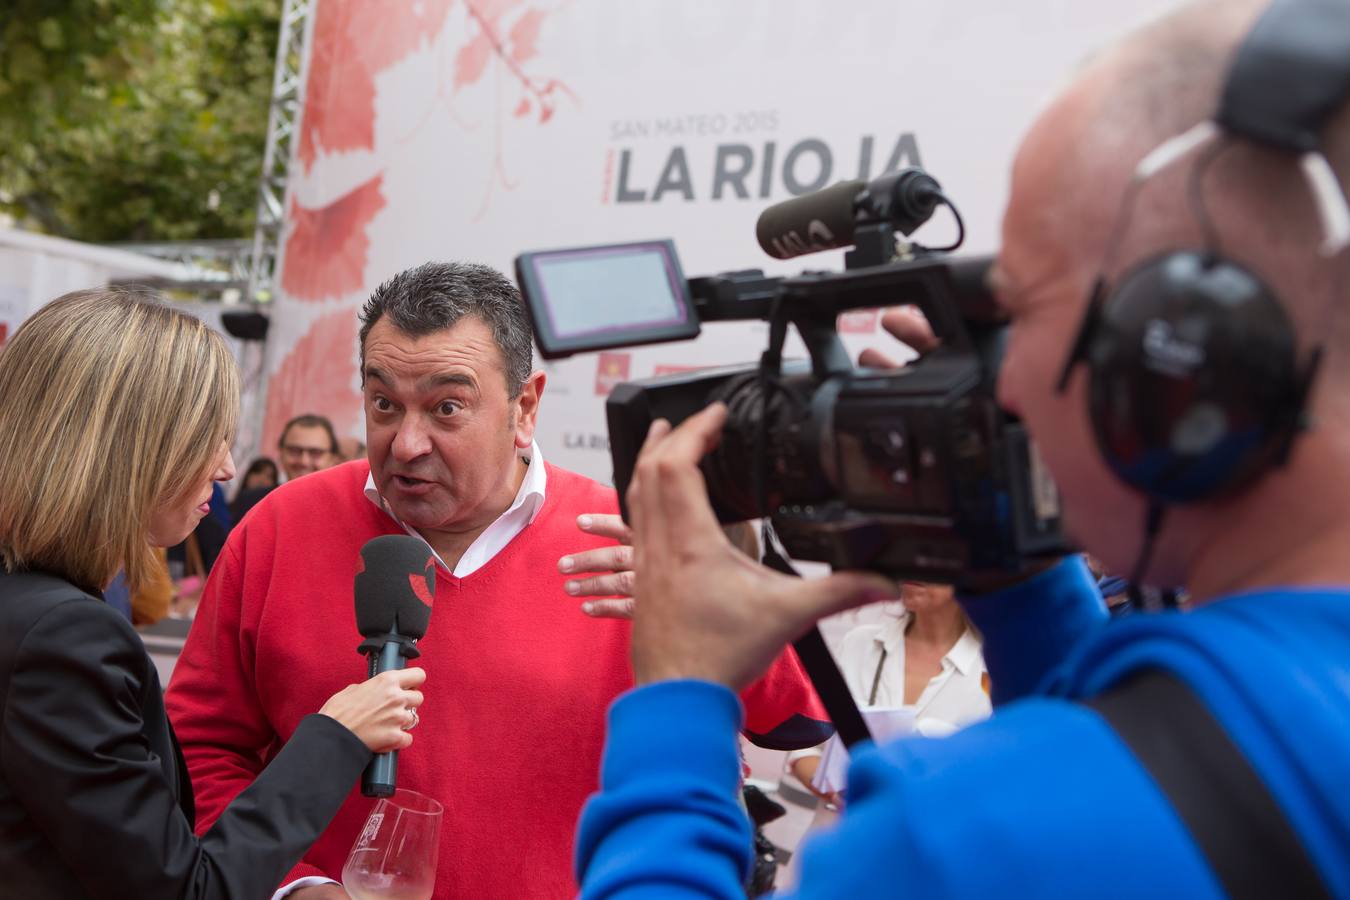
[277,414,340,482]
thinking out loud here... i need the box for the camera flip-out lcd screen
[515,240,700,359]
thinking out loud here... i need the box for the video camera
[515,168,1069,585]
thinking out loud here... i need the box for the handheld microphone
[754,168,944,260]
[353,534,436,797]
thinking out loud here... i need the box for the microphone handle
[361,639,406,797]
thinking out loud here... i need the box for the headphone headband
[1217,0,1350,152]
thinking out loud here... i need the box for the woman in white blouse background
[787,581,992,806]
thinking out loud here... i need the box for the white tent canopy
[0,226,198,346]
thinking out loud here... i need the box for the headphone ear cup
[1086,250,1301,504]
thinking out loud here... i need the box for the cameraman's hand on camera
[859,305,940,369]
[559,514,637,619]
[627,403,896,691]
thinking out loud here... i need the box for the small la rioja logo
[838,310,880,334]
[594,352,631,396]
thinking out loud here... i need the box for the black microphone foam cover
[755,179,864,260]
[354,535,436,640]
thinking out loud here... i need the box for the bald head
[1015,0,1350,388]
[993,0,1350,591]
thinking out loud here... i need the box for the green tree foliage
[0,0,280,242]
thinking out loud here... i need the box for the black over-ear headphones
[1056,0,1350,506]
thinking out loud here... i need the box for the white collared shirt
[842,612,989,729]
[362,441,548,577]
[786,612,990,774]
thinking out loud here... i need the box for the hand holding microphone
[319,667,426,754]
[352,534,438,797]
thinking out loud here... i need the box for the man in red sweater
[165,261,829,899]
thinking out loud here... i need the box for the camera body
[515,171,1069,584]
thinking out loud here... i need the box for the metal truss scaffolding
[246,0,316,303]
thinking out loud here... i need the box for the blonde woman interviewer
[0,290,426,899]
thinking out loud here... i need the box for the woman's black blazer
[0,568,369,898]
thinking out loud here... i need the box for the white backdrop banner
[263,0,1180,482]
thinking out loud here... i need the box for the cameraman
[574,1,1350,896]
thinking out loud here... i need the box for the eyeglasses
[281,445,332,461]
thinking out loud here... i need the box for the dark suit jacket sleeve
[1,599,370,899]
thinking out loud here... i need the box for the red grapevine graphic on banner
[285,1,575,302]
[262,309,363,450]
[299,0,456,171]
[455,2,568,121]
[453,0,578,217]
[281,176,387,302]
[299,0,574,175]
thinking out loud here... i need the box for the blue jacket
[575,557,1350,897]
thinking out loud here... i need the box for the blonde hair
[0,288,239,593]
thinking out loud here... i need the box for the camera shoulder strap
[1083,669,1330,900]
[760,533,873,749]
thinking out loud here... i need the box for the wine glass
[342,789,443,900]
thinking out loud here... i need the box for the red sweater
[166,461,825,897]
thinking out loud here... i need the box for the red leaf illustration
[300,51,377,168]
[514,97,531,117]
[262,309,363,452]
[298,3,367,169]
[508,8,545,63]
[453,30,493,90]
[352,0,455,71]
[299,0,455,171]
[281,175,387,301]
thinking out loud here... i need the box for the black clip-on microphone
[353,534,437,797]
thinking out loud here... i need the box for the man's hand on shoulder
[559,513,636,619]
